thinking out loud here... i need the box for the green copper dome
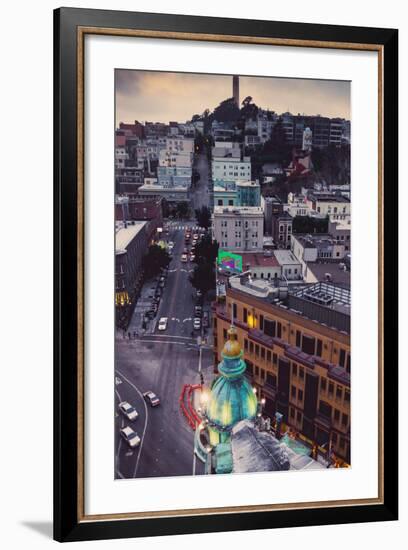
[206,326,257,445]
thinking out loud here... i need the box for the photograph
[114,69,351,480]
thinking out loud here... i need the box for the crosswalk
[164,224,206,232]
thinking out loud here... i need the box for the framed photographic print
[54,7,398,542]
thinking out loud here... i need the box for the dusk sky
[115,70,350,125]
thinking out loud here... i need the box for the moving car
[181,254,188,262]
[194,305,202,317]
[120,426,141,448]
[118,401,139,421]
[158,317,168,331]
[190,254,195,262]
[143,391,160,407]
[193,317,201,330]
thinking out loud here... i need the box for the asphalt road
[192,153,212,211]
[115,224,214,479]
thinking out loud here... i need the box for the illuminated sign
[217,250,242,272]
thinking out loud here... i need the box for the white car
[118,401,139,421]
[181,254,188,262]
[190,254,195,262]
[193,317,201,330]
[120,426,141,448]
[143,391,160,407]
[158,317,168,331]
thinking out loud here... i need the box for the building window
[321,378,327,391]
[334,409,340,422]
[336,386,343,400]
[273,353,277,365]
[243,308,248,323]
[249,341,254,354]
[302,334,316,355]
[266,350,271,362]
[259,315,264,330]
[277,322,282,339]
[332,432,338,444]
[291,385,296,398]
[264,318,276,337]
[328,382,334,395]
[316,339,323,357]
[298,389,303,401]
[339,348,346,367]
[223,329,227,340]
[255,365,259,376]
[344,389,350,403]
[292,363,298,376]
[299,366,304,379]
[244,339,248,351]
[342,413,348,427]
[296,330,301,348]
[255,344,260,357]
[296,411,302,423]
[261,347,265,360]
[290,407,295,419]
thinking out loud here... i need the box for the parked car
[183,247,189,254]
[158,317,168,331]
[190,254,195,262]
[194,306,202,317]
[143,391,160,407]
[181,254,188,262]
[193,317,201,330]
[202,312,209,328]
[118,401,139,421]
[120,426,141,448]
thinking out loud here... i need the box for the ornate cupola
[205,325,258,446]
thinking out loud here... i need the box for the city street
[192,152,212,211]
[115,222,214,479]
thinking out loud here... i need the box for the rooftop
[309,193,350,203]
[241,252,280,268]
[213,205,264,216]
[305,262,351,286]
[293,233,341,248]
[274,249,301,266]
[236,180,260,188]
[115,221,147,253]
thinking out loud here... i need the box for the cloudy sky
[115,70,350,125]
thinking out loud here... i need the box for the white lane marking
[183,318,192,323]
[140,334,193,341]
[115,377,122,385]
[115,388,124,469]
[138,339,186,346]
[116,369,149,479]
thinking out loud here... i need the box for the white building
[212,156,251,185]
[212,205,264,252]
[115,146,129,169]
[273,250,302,281]
[290,234,347,278]
[306,194,351,219]
[302,127,313,151]
[165,137,194,153]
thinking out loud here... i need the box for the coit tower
[233,75,239,107]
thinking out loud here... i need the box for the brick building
[212,277,351,463]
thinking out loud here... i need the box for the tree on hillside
[263,117,292,167]
[240,96,259,120]
[142,244,170,279]
[213,97,240,123]
[292,216,329,234]
[195,206,212,229]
